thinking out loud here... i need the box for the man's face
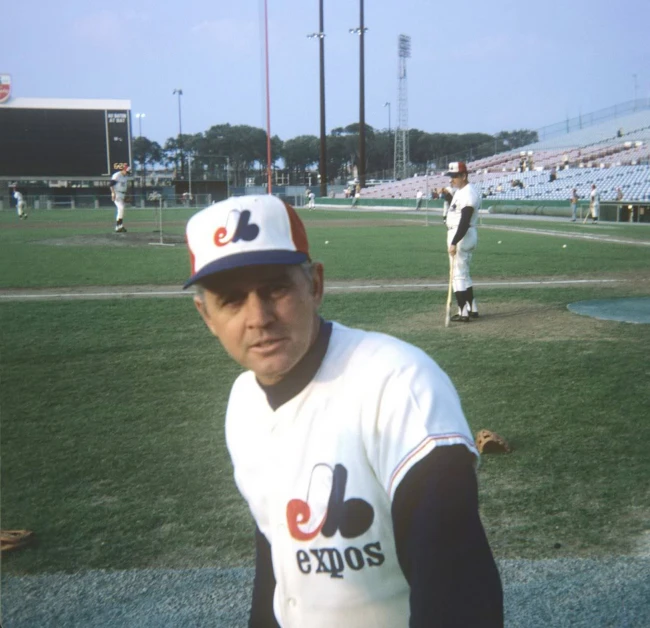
[449,173,467,188]
[194,263,324,386]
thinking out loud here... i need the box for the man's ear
[311,263,325,306]
[193,293,217,336]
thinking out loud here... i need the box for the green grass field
[1,207,649,575]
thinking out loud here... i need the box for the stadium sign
[0,74,11,104]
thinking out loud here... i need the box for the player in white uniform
[12,185,27,219]
[109,164,130,233]
[415,189,423,210]
[442,162,480,322]
[589,184,600,223]
[184,195,503,628]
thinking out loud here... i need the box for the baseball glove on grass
[1,529,35,553]
[475,429,511,454]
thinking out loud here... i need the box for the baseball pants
[447,226,477,292]
[114,198,125,221]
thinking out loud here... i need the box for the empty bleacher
[355,103,650,203]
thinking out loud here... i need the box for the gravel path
[2,558,649,627]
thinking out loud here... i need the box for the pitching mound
[567,297,650,324]
[38,233,185,248]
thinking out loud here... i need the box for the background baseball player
[589,183,600,223]
[12,184,27,220]
[109,163,130,233]
[570,188,579,222]
[185,195,502,627]
[442,162,480,322]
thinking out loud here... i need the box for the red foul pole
[264,0,272,194]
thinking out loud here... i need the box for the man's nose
[245,292,275,327]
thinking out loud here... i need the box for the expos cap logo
[286,463,374,541]
[214,209,260,247]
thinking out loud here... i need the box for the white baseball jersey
[13,190,24,204]
[590,188,600,207]
[225,322,477,628]
[111,171,129,199]
[446,183,481,230]
[590,189,600,218]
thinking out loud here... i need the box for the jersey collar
[258,318,333,411]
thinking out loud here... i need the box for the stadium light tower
[173,88,184,179]
[394,34,411,181]
[136,113,146,200]
[349,0,368,189]
[307,0,327,198]
[136,112,146,138]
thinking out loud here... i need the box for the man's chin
[248,355,295,386]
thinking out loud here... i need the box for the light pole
[136,113,146,202]
[172,88,184,179]
[307,0,327,198]
[350,0,368,189]
[187,152,192,204]
[384,102,391,132]
[226,156,230,199]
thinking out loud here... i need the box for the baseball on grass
[562,244,567,248]
[498,240,502,244]
[325,240,329,244]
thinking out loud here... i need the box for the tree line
[132,124,538,187]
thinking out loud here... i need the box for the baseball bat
[445,256,453,328]
[583,205,592,224]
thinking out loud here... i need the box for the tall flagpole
[264,0,273,193]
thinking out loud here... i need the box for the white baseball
[325,241,329,244]
[562,244,567,248]
[498,240,502,244]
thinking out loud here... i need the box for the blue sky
[3,0,649,146]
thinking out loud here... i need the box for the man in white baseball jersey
[109,164,130,233]
[570,188,579,222]
[185,195,503,627]
[11,184,27,220]
[415,189,423,210]
[589,184,600,223]
[442,162,480,322]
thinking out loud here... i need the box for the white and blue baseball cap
[445,161,468,176]
[184,195,310,288]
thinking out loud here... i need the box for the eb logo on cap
[215,210,260,247]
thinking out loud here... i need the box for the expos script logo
[214,209,260,247]
[286,463,374,541]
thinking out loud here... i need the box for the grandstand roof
[523,104,650,151]
[2,97,131,110]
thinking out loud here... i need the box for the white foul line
[0,278,625,301]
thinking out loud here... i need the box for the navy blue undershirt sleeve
[451,206,474,245]
[248,527,281,628]
[392,445,503,627]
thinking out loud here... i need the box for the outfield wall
[313,198,650,222]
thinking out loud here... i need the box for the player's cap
[445,161,468,176]
[184,195,310,289]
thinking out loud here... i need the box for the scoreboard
[0,98,132,178]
